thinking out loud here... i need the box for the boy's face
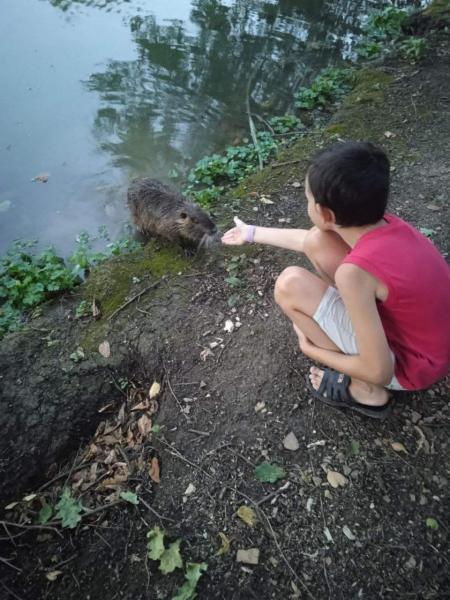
[305,175,335,231]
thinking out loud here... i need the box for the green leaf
[426,517,439,530]
[350,440,361,457]
[172,563,208,600]
[151,424,161,433]
[147,526,165,560]
[159,539,183,574]
[55,488,82,529]
[225,276,241,288]
[419,227,435,239]
[120,491,139,505]
[38,502,53,524]
[254,461,286,483]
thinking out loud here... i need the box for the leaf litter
[5,378,163,532]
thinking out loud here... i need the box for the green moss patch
[81,241,190,319]
[423,0,450,19]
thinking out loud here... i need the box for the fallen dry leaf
[384,131,396,139]
[32,173,49,183]
[237,505,257,527]
[46,570,62,581]
[217,532,230,556]
[149,381,161,399]
[137,414,152,437]
[98,341,111,358]
[327,471,348,489]
[149,457,160,483]
[131,399,150,411]
[92,299,101,320]
[200,347,214,361]
[391,442,408,454]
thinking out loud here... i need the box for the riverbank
[1,8,449,600]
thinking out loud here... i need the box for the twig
[163,366,189,421]
[0,521,63,538]
[138,497,175,523]
[38,462,89,491]
[216,337,233,364]
[0,556,22,573]
[108,279,164,321]
[47,554,77,571]
[1,522,16,547]
[188,429,210,437]
[0,580,24,600]
[94,529,112,549]
[271,159,302,169]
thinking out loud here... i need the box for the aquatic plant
[295,67,355,110]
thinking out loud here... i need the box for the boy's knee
[274,266,309,306]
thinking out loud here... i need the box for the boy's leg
[275,229,389,407]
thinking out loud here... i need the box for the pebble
[283,432,299,451]
[236,548,260,565]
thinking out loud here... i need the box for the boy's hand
[221,217,253,245]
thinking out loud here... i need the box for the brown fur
[127,179,217,248]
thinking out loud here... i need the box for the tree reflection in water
[51,0,397,178]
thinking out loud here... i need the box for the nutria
[127,179,217,249]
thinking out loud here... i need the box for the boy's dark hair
[307,141,390,226]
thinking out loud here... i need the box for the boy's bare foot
[309,366,389,407]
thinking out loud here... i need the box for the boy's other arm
[302,264,394,385]
[221,217,309,252]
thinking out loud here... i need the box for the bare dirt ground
[0,24,449,600]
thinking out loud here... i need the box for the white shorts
[312,286,406,391]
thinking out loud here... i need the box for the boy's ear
[316,203,337,226]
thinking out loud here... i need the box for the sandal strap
[317,369,351,403]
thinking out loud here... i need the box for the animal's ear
[179,211,188,220]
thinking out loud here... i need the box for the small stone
[342,525,356,541]
[254,401,265,413]
[291,181,302,188]
[236,548,260,565]
[184,483,196,496]
[283,432,299,451]
[411,411,422,424]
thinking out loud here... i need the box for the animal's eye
[180,211,188,220]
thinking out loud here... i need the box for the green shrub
[362,6,408,40]
[268,114,304,134]
[0,242,80,337]
[295,67,355,110]
[399,37,428,62]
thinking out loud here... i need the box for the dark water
[0,0,407,254]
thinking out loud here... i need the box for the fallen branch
[0,555,22,573]
[108,278,164,321]
[271,159,302,169]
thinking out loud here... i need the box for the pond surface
[1,0,393,254]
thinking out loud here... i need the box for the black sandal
[307,368,393,419]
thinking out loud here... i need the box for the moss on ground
[81,241,190,319]
[423,0,450,18]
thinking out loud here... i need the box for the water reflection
[84,0,375,180]
[1,0,415,253]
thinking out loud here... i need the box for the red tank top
[342,213,450,390]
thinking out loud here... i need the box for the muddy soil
[1,23,449,600]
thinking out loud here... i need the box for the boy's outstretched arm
[222,217,309,252]
[298,264,394,386]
